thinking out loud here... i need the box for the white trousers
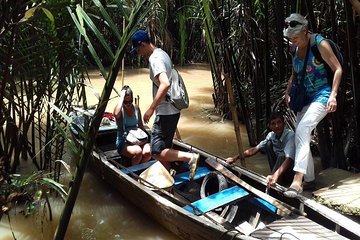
[294,102,327,182]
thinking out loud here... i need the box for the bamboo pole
[224,74,245,167]
[54,62,122,240]
[121,18,125,88]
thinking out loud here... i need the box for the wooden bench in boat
[248,197,277,214]
[173,167,211,186]
[183,186,250,215]
[183,184,278,216]
[122,161,210,181]
[121,160,157,175]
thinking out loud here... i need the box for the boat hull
[69,111,359,239]
[89,151,233,240]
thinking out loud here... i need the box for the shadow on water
[0,64,269,239]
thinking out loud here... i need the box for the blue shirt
[293,34,331,105]
[116,105,139,147]
[257,128,295,160]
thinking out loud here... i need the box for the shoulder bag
[121,107,149,145]
[289,39,310,114]
[153,68,189,110]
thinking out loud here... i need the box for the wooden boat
[70,110,360,240]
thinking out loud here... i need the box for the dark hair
[269,111,284,123]
[122,85,133,98]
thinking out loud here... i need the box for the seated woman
[114,85,151,165]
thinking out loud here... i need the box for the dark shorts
[151,113,180,155]
[266,141,294,185]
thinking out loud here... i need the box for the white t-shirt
[149,48,179,115]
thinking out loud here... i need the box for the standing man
[130,29,199,179]
[226,112,296,186]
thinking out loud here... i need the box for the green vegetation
[0,0,359,238]
[0,0,83,223]
[200,0,359,171]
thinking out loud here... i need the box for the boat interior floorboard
[250,215,348,239]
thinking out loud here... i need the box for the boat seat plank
[183,186,249,215]
[121,160,157,174]
[248,197,277,214]
[174,167,211,186]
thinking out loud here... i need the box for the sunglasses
[123,100,133,105]
[285,21,302,28]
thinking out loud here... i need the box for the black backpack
[310,34,345,85]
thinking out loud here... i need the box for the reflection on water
[0,170,179,240]
[0,64,268,239]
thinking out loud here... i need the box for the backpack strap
[310,33,317,47]
[299,39,311,85]
[152,69,174,103]
[310,33,325,64]
[121,107,126,132]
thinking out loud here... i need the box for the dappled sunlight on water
[0,64,269,239]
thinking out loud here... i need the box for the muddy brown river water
[0,64,268,240]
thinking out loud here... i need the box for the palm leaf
[93,0,122,40]
[68,6,108,78]
[41,178,68,200]
[77,6,115,59]
[54,2,154,238]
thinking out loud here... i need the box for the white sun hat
[283,13,308,37]
[139,161,174,190]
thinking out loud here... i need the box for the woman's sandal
[284,186,303,198]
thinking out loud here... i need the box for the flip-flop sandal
[284,187,303,198]
[189,153,199,180]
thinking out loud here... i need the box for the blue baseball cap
[130,30,150,54]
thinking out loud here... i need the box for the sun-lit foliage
[0,169,69,221]
[199,0,360,170]
[0,0,359,236]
